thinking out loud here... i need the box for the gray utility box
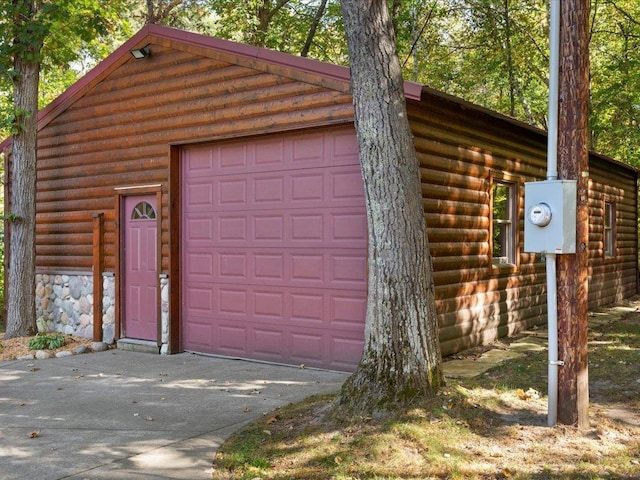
[524,180,577,254]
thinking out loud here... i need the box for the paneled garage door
[181,128,367,371]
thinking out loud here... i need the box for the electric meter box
[524,180,576,254]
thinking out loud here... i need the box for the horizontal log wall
[35,41,354,275]
[408,97,638,355]
[587,158,638,306]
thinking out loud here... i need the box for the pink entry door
[123,195,158,341]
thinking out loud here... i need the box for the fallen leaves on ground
[0,333,93,361]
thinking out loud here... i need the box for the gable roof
[0,23,422,152]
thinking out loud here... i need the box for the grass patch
[213,312,640,480]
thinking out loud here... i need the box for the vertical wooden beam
[156,189,162,347]
[114,194,122,341]
[92,212,104,341]
[557,0,590,428]
[168,146,181,354]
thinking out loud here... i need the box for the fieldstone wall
[35,271,167,350]
[36,274,93,338]
[102,273,116,344]
[160,274,169,354]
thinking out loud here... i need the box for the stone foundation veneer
[160,274,169,355]
[36,273,95,338]
[102,273,116,344]
[36,271,168,351]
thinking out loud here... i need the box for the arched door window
[131,201,157,220]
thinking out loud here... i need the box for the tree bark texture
[5,39,39,338]
[557,0,590,428]
[339,0,443,411]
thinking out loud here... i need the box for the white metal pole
[546,253,559,426]
[546,0,561,427]
[548,0,560,180]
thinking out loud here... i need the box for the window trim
[603,200,616,259]
[490,174,519,272]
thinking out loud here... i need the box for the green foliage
[3,1,638,167]
[140,0,216,33]
[393,0,550,126]
[0,0,134,140]
[0,84,12,140]
[589,0,640,166]
[391,0,640,166]
[28,333,66,350]
[1,213,21,223]
[207,0,348,62]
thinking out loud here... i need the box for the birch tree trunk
[338,0,443,411]
[5,31,39,338]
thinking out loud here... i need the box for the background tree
[0,0,125,338]
[208,0,348,60]
[5,0,640,166]
[2,0,49,338]
[394,0,640,165]
[300,0,328,57]
[394,0,550,127]
[141,0,214,31]
[338,0,444,412]
[589,0,640,165]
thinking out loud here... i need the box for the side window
[491,181,517,267]
[603,201,615,258]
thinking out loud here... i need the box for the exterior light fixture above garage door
[130,44,151,59]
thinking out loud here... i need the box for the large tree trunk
[338,0,443,412]
[4,3,39,339]
[5,60,39,338]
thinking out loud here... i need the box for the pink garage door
[181,128,367,371]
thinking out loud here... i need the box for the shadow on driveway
[0,350,347,479]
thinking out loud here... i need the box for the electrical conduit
[546,0,561,427]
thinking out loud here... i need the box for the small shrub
[29,333,65,351]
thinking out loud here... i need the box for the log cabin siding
[408,96,638,355]
[408,98,547,355]
[587,157,638,306]
[34,42,354,276]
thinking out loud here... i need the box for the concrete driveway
[0,350,347,479]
